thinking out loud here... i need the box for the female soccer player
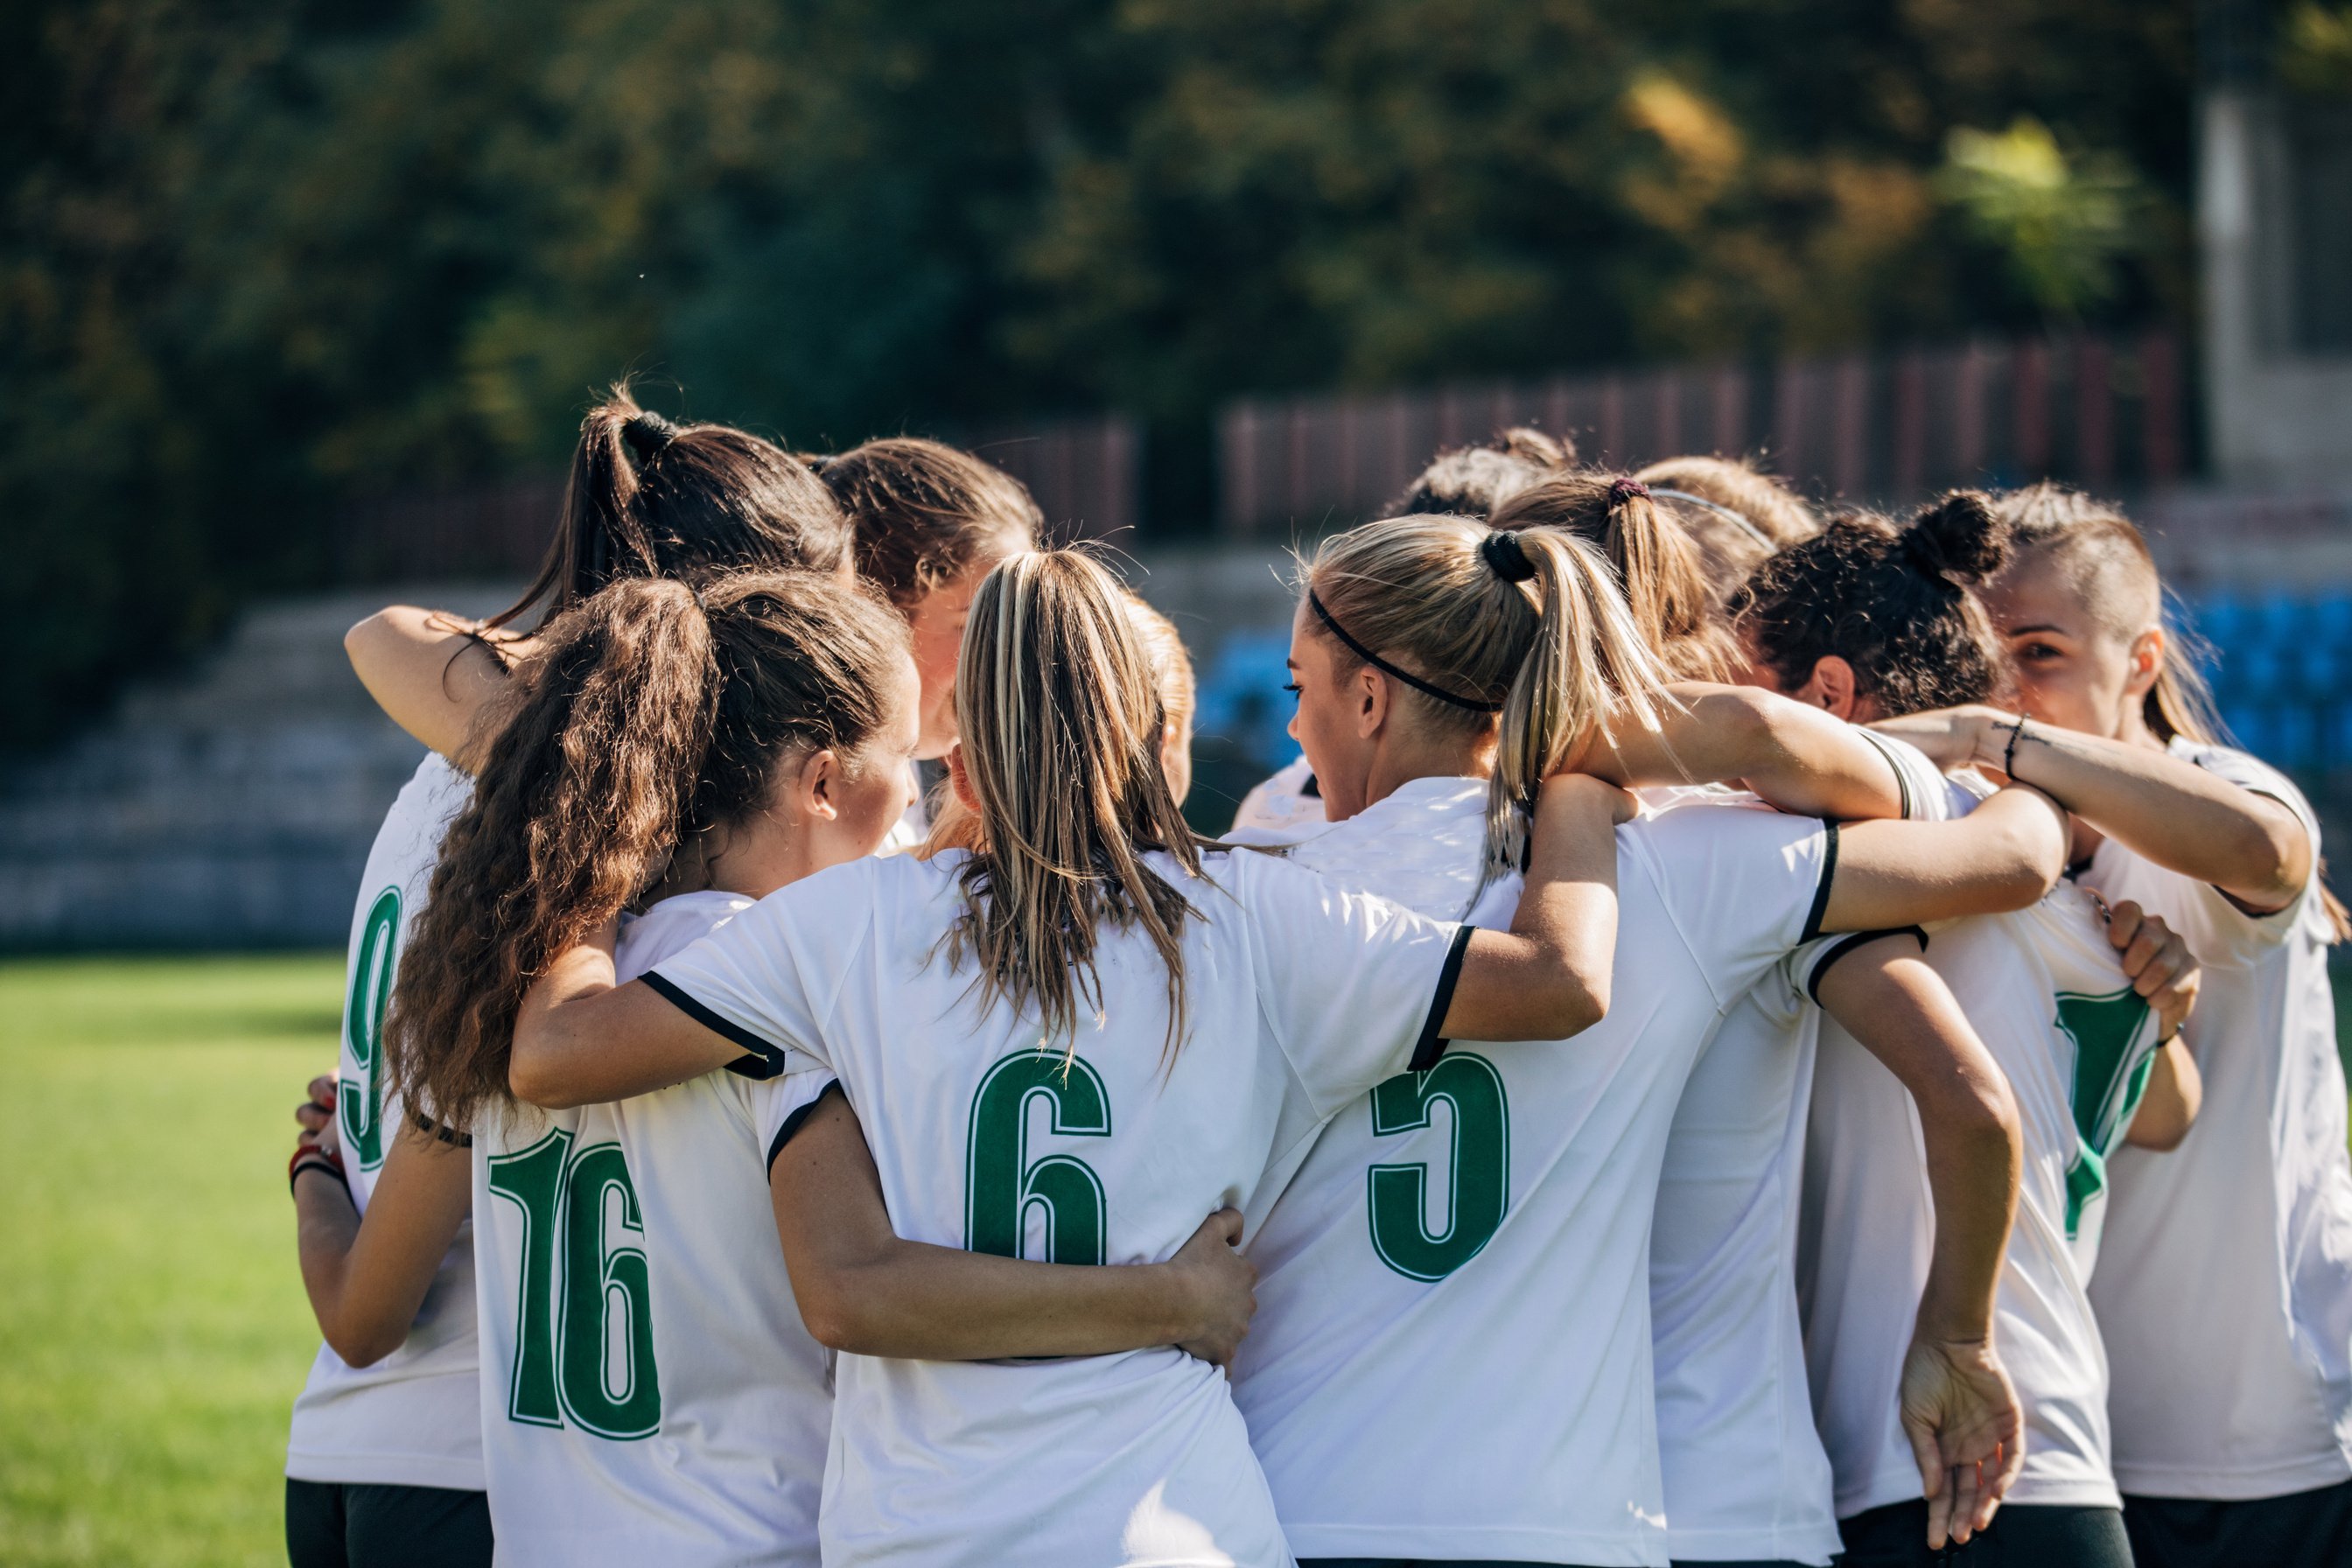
[504,547,1642,1568]
[1873,484,2352,1568]
[1483,479,2065,1564]
[1226,493,2052,1568]
[1742,498,2203,1568]
[285,386,859,1568]
[383,569,1256,1567]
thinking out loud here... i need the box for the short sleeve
[1635,802,1835,1006]
[2189,743,2324,943]
[1857,730,1962,823]
[646,872,875,1080]
[1231,850,1471,1119]
[746,1071,844,1173]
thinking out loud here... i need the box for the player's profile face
[904,562,1002,763]
[1284,597,1362,823]
[1985,557,2138,741]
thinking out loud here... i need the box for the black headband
[1307,590,1502,713]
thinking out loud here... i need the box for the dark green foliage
[2,0,2202,752]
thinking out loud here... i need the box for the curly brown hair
[1730,491,2012,719]
[385,570,911,1132]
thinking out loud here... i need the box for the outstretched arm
[346,606,533,762]
[771,1091,1256,1363]
[1579,683,1904,822]
[1816,940,2024,1550]
[1872,707,2312,914]
[1817,785,2069,934]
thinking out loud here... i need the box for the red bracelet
[290,1141,348,1197]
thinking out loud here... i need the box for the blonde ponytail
[1303,514,1670,892]
[1487,529,1669,879]
[1488,472,1742,681]
[947,551,1208,1060]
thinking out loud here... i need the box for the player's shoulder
[618,890,757,980]
[2174,735,2319,831]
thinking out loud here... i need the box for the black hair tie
[1480,529,1538,583]
[622,410,678,463]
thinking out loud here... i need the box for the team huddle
[278,392,2352,1568]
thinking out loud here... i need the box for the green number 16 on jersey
[487,1129,663,1440]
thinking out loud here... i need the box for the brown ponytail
[1488,471,1741,682]
[387,570,912,1130]
[485,383,852,633]
[1732,490,2012,720]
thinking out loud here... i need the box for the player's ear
[1355,664,1390,740]
[2125,626,2162,703]
[789,747,844,822]
[1794,654,1860,721]
[946,743,980,813]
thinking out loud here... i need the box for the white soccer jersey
[473,892,834,1568]
[1228,778,1835,1567]
[648,847,1474,1568]
[1648,731,1949,1564]
[1800,841,2160,1517]
[286,753,485,1492]
[1230,754,1328,836]
[2081,738,2352,1501]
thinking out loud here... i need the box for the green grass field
[0,954,346,1568]
[2,953,2349,1566]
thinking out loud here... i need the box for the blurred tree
[1,0,2204,750]
[1936,117,2149,323]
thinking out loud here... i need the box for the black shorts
[2121,1478,2352,1568]
[1834,1499,2132,1568]
[284,1477,493,1568]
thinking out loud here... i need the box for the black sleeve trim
[1855,728,1912,819]
[1409,925,1476,1072]
[1799,820,1842,943]
[641,970,787,1082]
[1805,926,1928,1005]
[766,1080,846,1174]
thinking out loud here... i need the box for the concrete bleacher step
[0,585,516,949]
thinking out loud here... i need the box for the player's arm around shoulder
[509,919,751,1108]
[1823,783,2068,933]
[1443,772,1634,1043]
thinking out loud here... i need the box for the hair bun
[621,410,679,463]
[1900,490,2007,584]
